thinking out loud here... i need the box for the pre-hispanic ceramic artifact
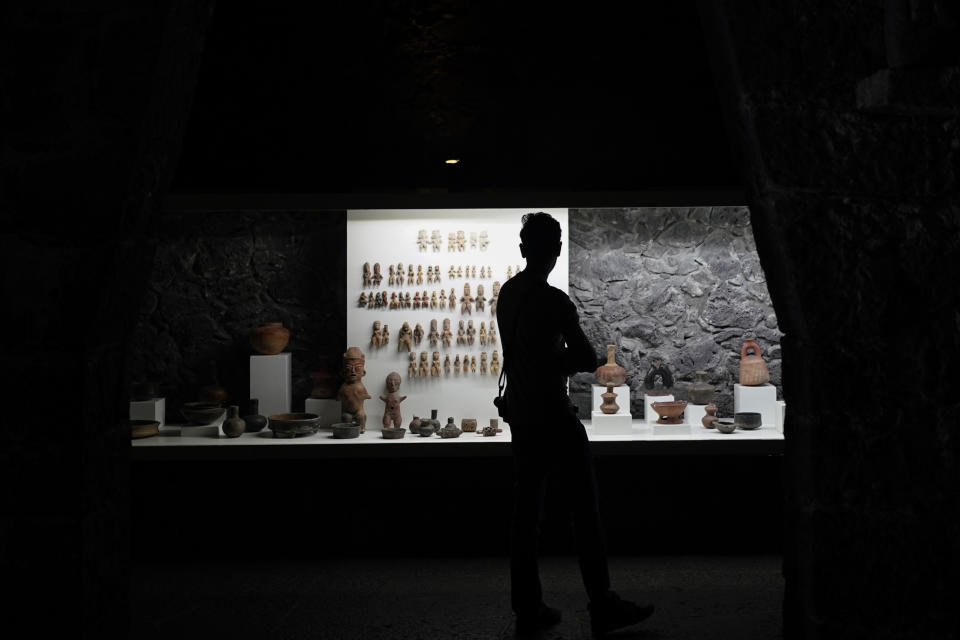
[489,320,497,344]
[595,344,628,415]
[397,322,414,352]
[475,284,486,312]
[338,347,371,433]
[449,289,457,309]
[715,418,736,434]
[454,354,461,374]
[688,370,715,405]
[309,355,338,399]
[222,405,246,438]
[408,415,421,431]
[457,320,466,346]
[379,372,407,429]
[482,419,498,436]
[414,323,424,345]
[381,324,390,346]
[418,351,429,377]
[480,351,488,375]
[479,322,487,345]
[250,322,290,355]
[130,419,160,439]
[444,354,451,375]
[408,352,417,378]
[429,319,439,346]
[734,412,762,430]
[490,350,501,376]
[371,321,384,348]
[382,427,405,439]
[372,263,382,286]
[420,409,441,434]
[643,355,674,396]
[440,417,462,438]
[460,283,473,315]
[461,418,478,432]
[470,355,477,372]
[739,335,770,386]
[362,262,371,287]
[467,320,476,345]
[650,400,687,425]
[431,352,441,377]
[332,422,361,439]
[269,412,322,438]
[701,404,718,429]
[181,401,224,425]
[242,398,269,433]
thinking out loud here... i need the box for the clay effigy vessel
[739,336,770,386]
[688,370,715,405]
[250,322,290,355]
[643,356,674,397]
[650,400,687,424]
[595,344,627,414]
[482,418,499,436]
[222,405,246,438]
[439,417,462,438]
[337,347,371,433]
[701,404,718,429]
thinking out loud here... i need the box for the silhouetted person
[496,212,654,636]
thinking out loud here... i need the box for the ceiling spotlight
[444,158,460,164]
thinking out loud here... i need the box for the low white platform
[130,397,165,426]
[305,398,341,428]
[179,417,223,438]
[591,384,630,413]
[250,353,291,418]
[643,394,675,424]
[734,383,778,427]
[653,422,691,436]
[591,410,633,435]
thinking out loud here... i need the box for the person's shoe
[515,602,562,635]
[588,592,654,636]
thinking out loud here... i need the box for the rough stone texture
[701,2,960,638]
[129,212,347,413]
[569,207,781,418]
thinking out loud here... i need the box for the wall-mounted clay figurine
[457,320,467,346]
[701,404,719,429]
[460,283,473,315]
[390,292,399,309]
[489,320,497,344]
[388,264,396,286]
[428,319,439,346]
[456,265,463,278]
[407,264,415,285]
[416,264,423,285]
[439,288,447,310]
[506,265,513,280]
[490,350,500,376]
[422,290,428,307]
[595,344,628,414]
[448,289,457,309]
[444,354,451,375]
[475,284,486,312]
[358,292,367,307]
[480,351,488,375]
[490,281,501,316]
[479,321,487,345]
[434,264,441,281]
[408,352,417,378]
[516,264,522,275]
[467,320,476,345]
[338,346,371,433]
[430,291,438,308]
[643,355,674,396]
[362,262,371,287]
[367,291,375,309]
[479,230,489,250]
[372,263,382,286]
[418,351,429,377]
[404,292,411,308]
[448,232,456,252]
[454,354,461,374]
[413,323,424,345]
[417,229,427,251]
[412,291,421,309]
[470,355,477,373]
[431,352,441,377]
[470,231,477,249]
[739,335,771,386]
[381,324,390,346]
[380,372,407,429]
[373,292,382,308]
[397,322,413,352]
[431,230,441,252]
[426,265,433,283]
[471,265,477,278]
[371,321,384,348]
[457,230,466,251]
[442,318,453,348]
[449,265,456,279]
[396,263,404,287]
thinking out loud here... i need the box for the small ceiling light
[444,158,460,164]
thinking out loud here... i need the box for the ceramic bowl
[181,402,225,425]
[130,419,160,439]
[715,418,737,434]
[331,422,361,439]
[650,400,688,422]
[734,412,762,430]
[268,413,322,438]
[381,427,406,439]
[418,425,436,437]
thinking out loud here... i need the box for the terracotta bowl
[269,413,322,438]
[331,422,361,439]
[181,402,225,425]
[381,427,406,439]
[130,419,160,439]
[734,412,762,430]
[715,418,737,434]
[650,400,687,423]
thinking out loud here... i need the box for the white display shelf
[132,419,783,460]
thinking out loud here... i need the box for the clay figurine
[457,230,466,251]
[444,354,451,375]
[439,288,447,309]
[417,229,428,251]
[479,230,489,250]
[489,320,497,344]
[470,355,477,373]
[389,292,399,309]
[506,265,512,280]
[430,291,438,308]
[448,289,457,309]
[367,292,375,309]
[414,323,424,345]
[379,372,407,429]
[471,265,477,278]
[470,231,477,249]
[457,265,463,278]
[448,232,456,252]
[467,320,476,345]
[338,346,371,433]
[449,265,456,279]
[408,352,418,378]
[372,263,382,286]
[426,265,433,283]
[416,264,424,285]
[362,262,371,287]
[643,355,674,395]
[358,292,367,307]
[457,320,467,346]
[490,350,500,376]
[396,263,404,286]
[460,283,473,315]
[431,352,441,377]
[388,264,396,286]
[407,264,415,285]
[418,351,429,377]
[454,354,461,374]
[739,335,771,386]
[475,284,486,312]
[431,230,442,252]
[490,281,501,316]
[479,321,487,345]
[413,291,421,309]
[434,264,441,281]
[404,292,412,308]
[373,292,383,308]
[441,318,453,348]
[480,351,488,375]
[371,321,384,348]
[381,324,390,346]
[397,322,414,352]
[479,266,486,279]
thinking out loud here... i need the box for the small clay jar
[250,322,290,355]
[688,371,715,405]
[461,418,478,432]
[242,398,269,432]
[409,416,422,432]
[701,404,718,429]
[222,405,246,438]
[439,417,462,438]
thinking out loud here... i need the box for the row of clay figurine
[360,282,500,315]
[417,229,489,252]
[363,263,523,287]
[404,350,501,377]
[374,319,498,349]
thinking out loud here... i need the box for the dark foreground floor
[131,555,782,639]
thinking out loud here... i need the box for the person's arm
[559,295,597,374]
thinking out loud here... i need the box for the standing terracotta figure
[397,322,413,352]
[471,265,477,278]
[434,264,441,281]
[404,292,412,308]
[408,352,418,378]
[431,352,441,377]
[480,351,488,375]
[426,265,433,283]
[439,288,447,309]
[432,230,442,252]
[506,265,513,280]
[362,262,371,287]
[489,320,498,344]
[372,263,382,286]
[373,292,382,308]
[416,264,424,285]
[370,321,383,348]
[382,324,390,346]
[407,264,415,285]
[449,265,456,279]
[380,372,407,429]
[457,320,467,346]
[467,319,476,345]
[479,230,489,250]
[388,264,396,286]
[367,291,375,309]
[448,289,457,309]
[479,321,488,345]
[448,232,456,252]
[457,265,463,278]
[476,284,486,312]
[430,291,438,308]
[442,318,453,348]
[470,355,477,372]
[338,347,371,433]
[396,263,404,287]
[417,229,428,250]
[444,354,451,375]
[454,354,461,374]
[428,319,439,347]
[358,292,367,307]
[457,230,466,250]
[419,351,429,377]
[460,283,473,315]
[470,231,478,249]
[490,350,500,376]
[414,323,424,345]
[490,281,501,316]
[413,291,421,309]
[389,292,399,309]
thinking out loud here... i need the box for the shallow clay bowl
[650,400,688,420]
[181,402,225,425]
[715,418,737,434]
[269,413,322,437]
[130,419,160,439]
[381,427,406,439]
[734,412,762,430]
[331,422,361,439]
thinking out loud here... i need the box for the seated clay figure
[379,372,407,429]
[431,352,441,377]
[460,283,473,315]
[479,321,487,345]
[470,355,477,372]
[372,263,382,286]
[475,284,486,312]
[390,292,399,309]
[442,318,453,348]
[358,292,367,307]
[418,351,429,377]
[416,265,423,285]
[404,292,411,308]
[426,265,433,283]
[439,289,447,309]
[430,291,438,308]
[407,265,415,285]
[413,291,421,309]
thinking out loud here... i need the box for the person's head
[519,212,561,272]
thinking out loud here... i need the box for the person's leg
[509,442,549,615]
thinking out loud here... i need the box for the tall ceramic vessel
[688,371,715,405]
[250,322,290,355]
[594,344,628,415]
[739,336,770,386]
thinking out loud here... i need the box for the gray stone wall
[567,207,782,418]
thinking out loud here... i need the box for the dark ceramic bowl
[130,419,160,439]
[381,427,406,439]
[715,418,737,434]
[418,425,436,437]
[241,414,269,433]
[331,422,361,439]
[181,402,225,425]
[734,412,762,430]
[269,413,322,438]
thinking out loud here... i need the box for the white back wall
[346,209,569,430]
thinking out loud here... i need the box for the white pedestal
[305,398,341,428]
[590,411,633,435]
[734,383,778,427]
[130,398,165,426]
[592,384,630,413]
[653,422,691,436]
[643,394,674,424]
[685,403,708,428]
[180,417,223,438]
[250,353,291,418]
[777,400,786,432]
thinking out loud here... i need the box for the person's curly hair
[520,212,561,254]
